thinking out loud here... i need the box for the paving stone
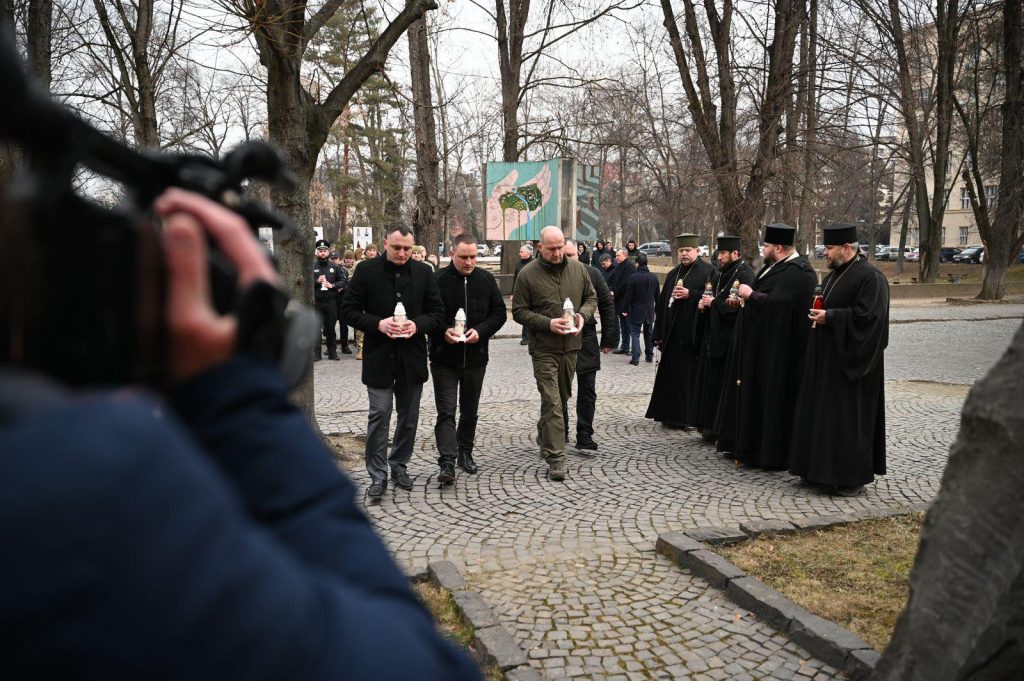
[789,513,860,531]
[787,609,874,670]
[845,648,881,679]
[474,625,529,670]
[677,549,746,589]
[739,519,797,537]
[451,590,499,630]
[428,560,466,591]
[685,526,749,546]
[505,666,543,681]
[656,531,705,561]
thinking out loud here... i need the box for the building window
[985,185,998,207]
[959,227,969,245]
[960,187,971,210]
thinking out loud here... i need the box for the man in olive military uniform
[313,239,343,361]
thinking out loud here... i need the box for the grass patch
[717,513,924,652]
[414,582,503,681]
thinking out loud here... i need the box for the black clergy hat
[674,233,699,248]
[315,239,331,249]
[763,223,796,246]
[822,223,859,245]
[717,235,742,252]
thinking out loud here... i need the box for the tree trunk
[981,0,1024,300]
[27,0,53,89]
[797,0,819,254]
[408,16,441,250]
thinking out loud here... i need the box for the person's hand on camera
[155,189,279,385]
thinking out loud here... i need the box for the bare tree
[408,15,441,250]
[659,0,804,259]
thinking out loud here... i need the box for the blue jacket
[621,265,660,324]
[0,358,480,681]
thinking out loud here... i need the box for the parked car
[939,247,962,263]
[876,246,899,261]
[698,245,710,257]
[953,246,985,264]
[905,248,920,262]
[492,244,502,256]
[815,244,826,259]
[638,241,671,257]
[476,243,489,256]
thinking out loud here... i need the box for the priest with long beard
[789,223,889,495]
[645,233,715,429]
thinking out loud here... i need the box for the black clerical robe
[714,253,817,468]
[693,260,755,438]
[789,255,889,487]
[645,258,715,426]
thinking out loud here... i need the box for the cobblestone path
[316,312,1020,679]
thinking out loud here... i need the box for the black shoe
[519,339,529,346]
[645,356,653,363]
[391,470,414,490]
[327,353,340,361]
[457,452,478,474]
[629,359,639,366]
[613,349,629,355]
[313,355,322,362]
[367,480,387,498]
[438,464,455,484]
[340,345,352,354]
[576,437,598,451]
[833,485,866,497]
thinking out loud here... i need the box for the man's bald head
[539,226,566,264]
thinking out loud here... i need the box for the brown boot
[547,459,566,482]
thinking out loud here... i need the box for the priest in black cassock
[645,233,715,428]
[693,235,755,442]
[714,223,817,468]
[789,224,889,495]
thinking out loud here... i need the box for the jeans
[630,319,653,363]
[531,350,577,463]
[432,363,487,466]
[365,381,423,484]
[562,369,597,440]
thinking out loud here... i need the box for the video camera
[0,19,317,388]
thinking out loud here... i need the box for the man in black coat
[513,244,534,345]
[341,225,445,499]
[790,223,889,495]
[561,239,618,451]
[621,253,660,366]
[609,248,636,355]
[645,233,716,428]
[329,251,352,354]
[693,235,755,441]
[313,239,344,361]
[714,223,817,469]
[430,234,507,482]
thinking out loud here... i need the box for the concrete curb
[426,561,538,679]
[656,505,928,680]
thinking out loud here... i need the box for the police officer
[313,239,343,361]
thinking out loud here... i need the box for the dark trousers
[630,319,653,363]
[617,308,631,351]
[315,299,337,357]
[432,363,487,466]
[562,369,597,440]
[335,299,349,346]
[521,326,529,342]
[365,381,423,484]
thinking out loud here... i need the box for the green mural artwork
[484,160,559,241]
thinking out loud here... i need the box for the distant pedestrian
[341,226,444,499]
[621,253,659,366]
[562,239,617,451]
[609,249,636,355]
[513,244,533,346]
[329,250,352,354]
[512,226,597,481]
[313,239,343,362]
[430,233,507,483]
[626,239,640,264]
[789,223,889,495]
[578,242,591,265]
[598,253,614,285]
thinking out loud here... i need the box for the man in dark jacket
[0,190,478,680]
[341,225,445,499]
[621,253,660,365]
[609,248,636,355]
[513,244,533,345]
[313,239,344,361]
[430,234,507,482]
[626,239,640,264]
[329,251,352,354]
[562,240,618,450]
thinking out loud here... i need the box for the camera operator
[0,189,480,680]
